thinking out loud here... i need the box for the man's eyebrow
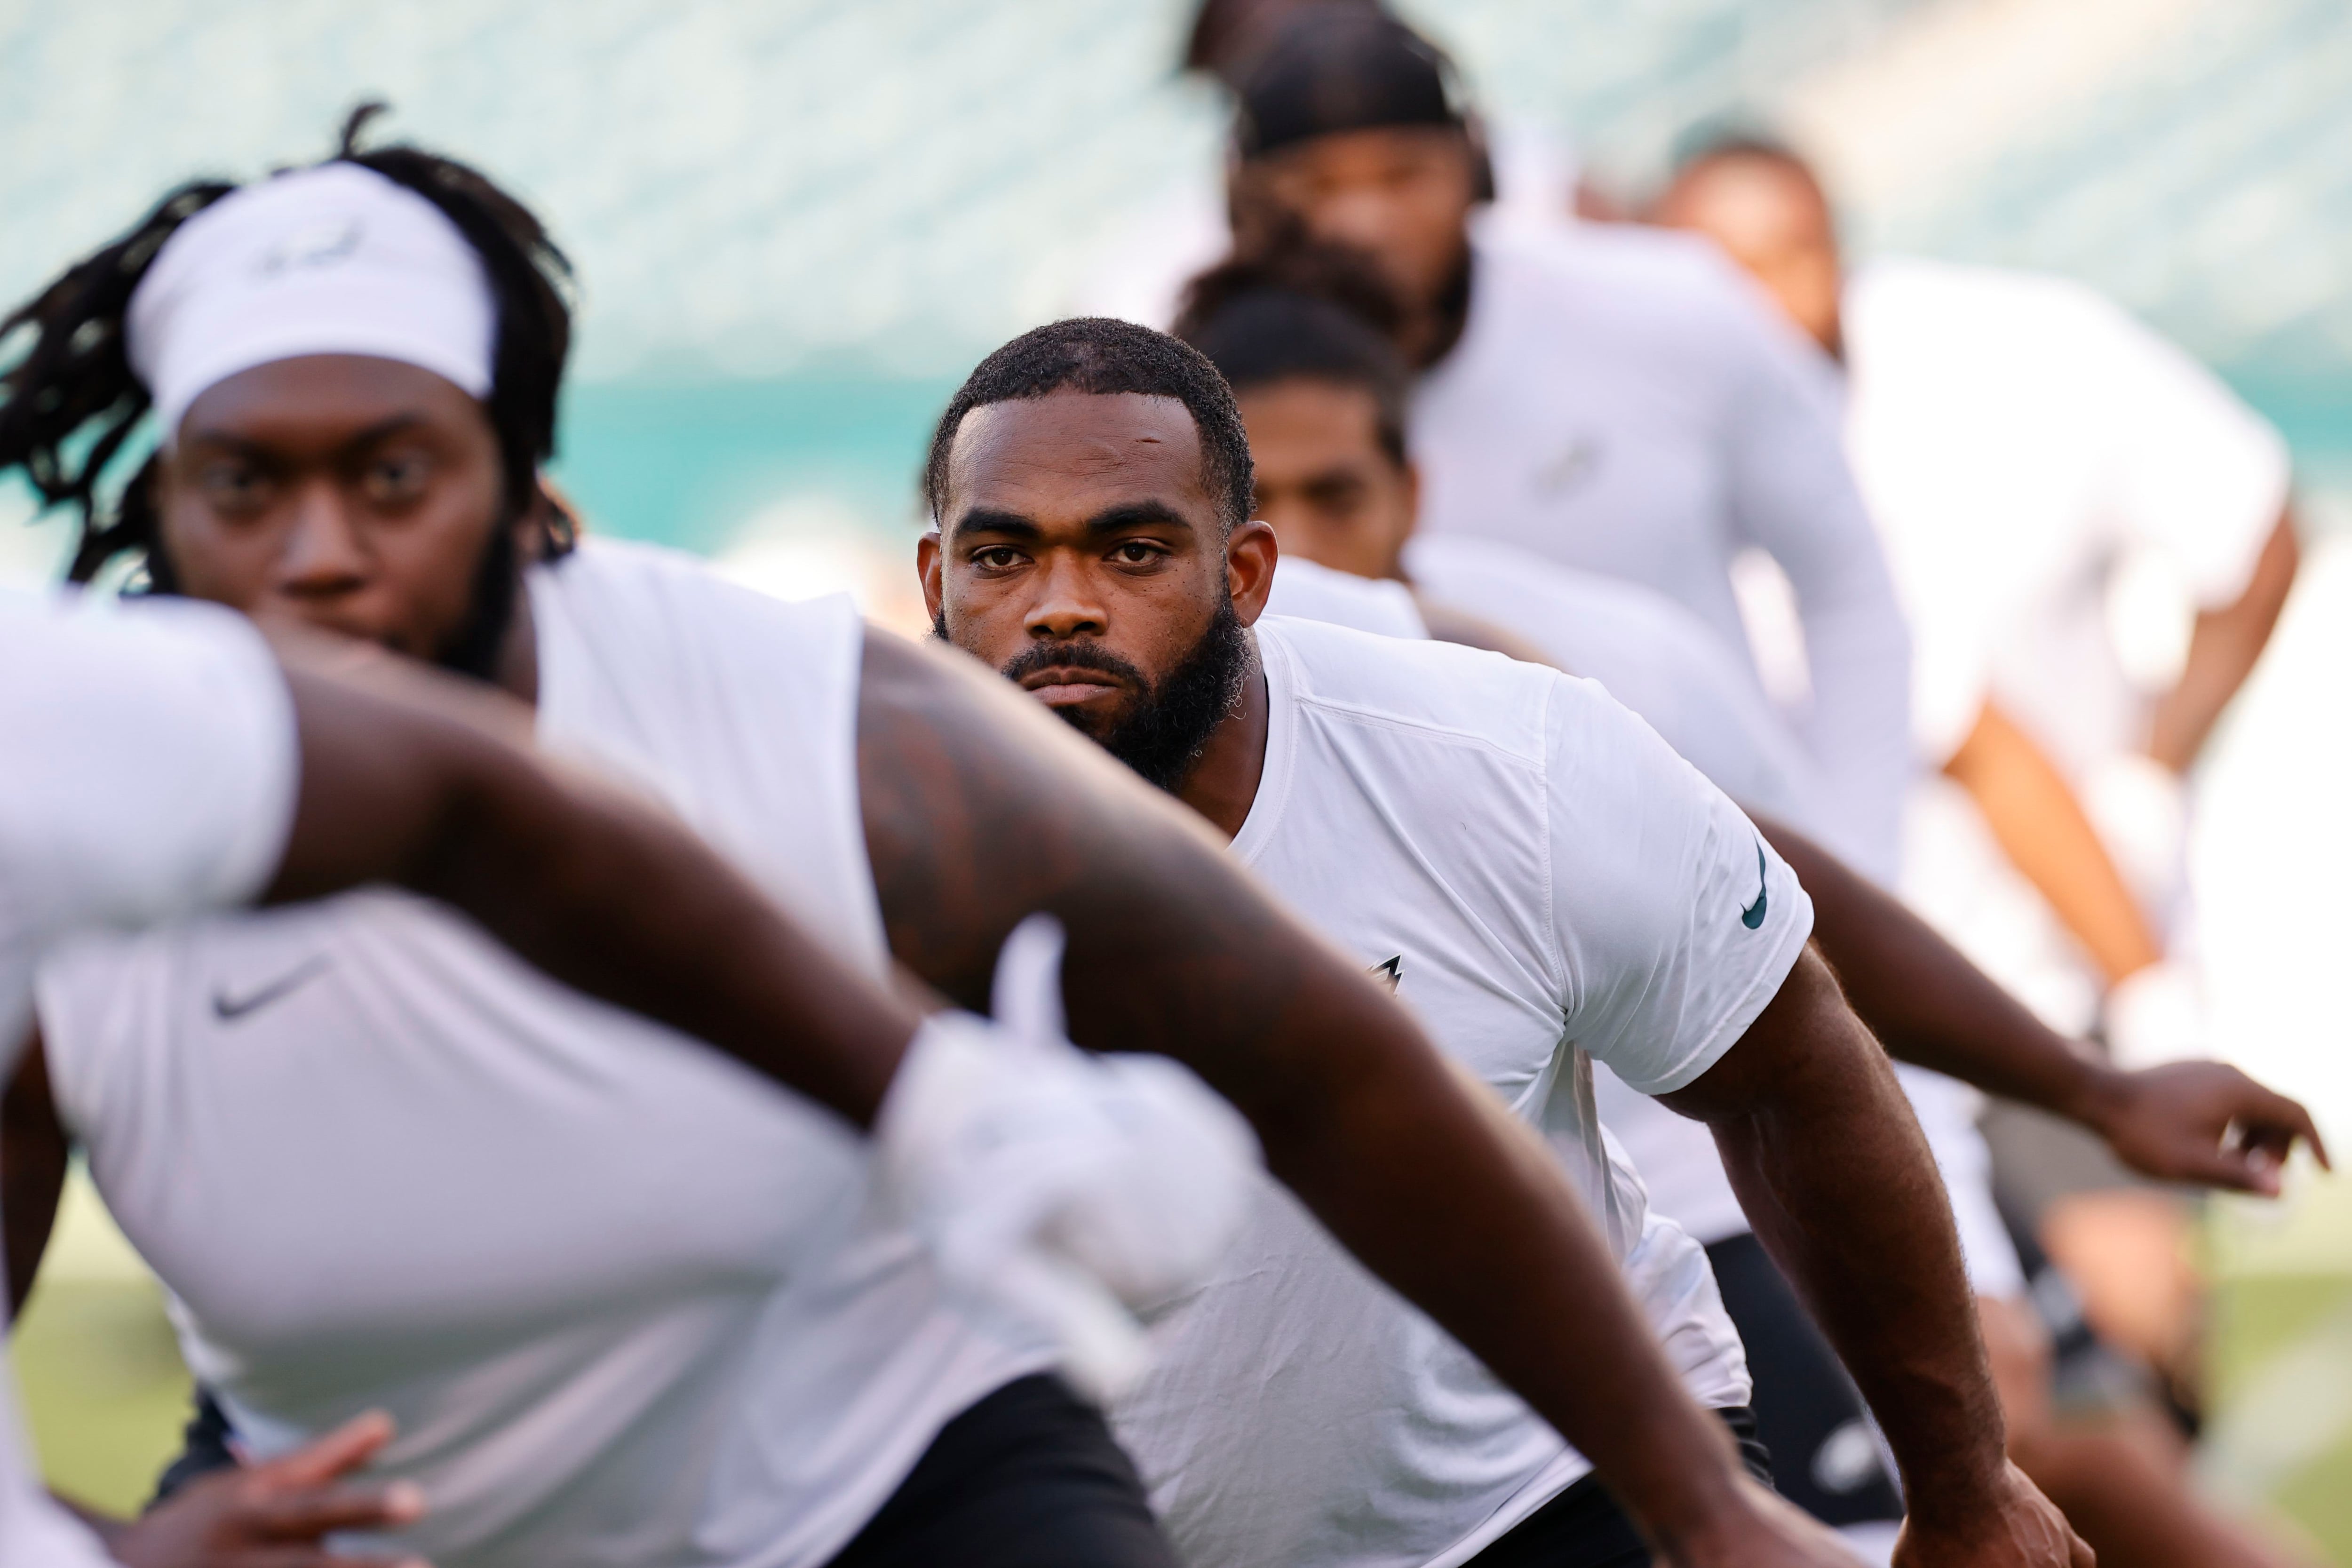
[180,412,431,460]
[950,507,1042,538]
[1083,500,1196,535]
[949,501,1198,539]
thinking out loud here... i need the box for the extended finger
[2231,1082,2330,1171]
[255,1410,399,1491]
[230,1550,431,1568]
[251,1480,428,1541]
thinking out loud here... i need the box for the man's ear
[917,531,945,624]
[1228,519,1278,627]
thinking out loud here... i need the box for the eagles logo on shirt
[1368,955,1403,994]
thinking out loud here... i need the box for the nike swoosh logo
[1369,955,1403,994]
[1741,845,1769,931]
[213,956,331,1021]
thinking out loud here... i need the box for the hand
[874,914,1260,1401]
[1895,1460,2092,1568]
[2083,1060,2331,1196]
[109,1410,429,1568]
[1662,1474,1869,1568]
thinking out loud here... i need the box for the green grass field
[16,1167,2350,1557]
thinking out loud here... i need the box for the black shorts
[159,1374,1175,1568]
[1464,1406,1775,1568]
[1706,1232,1905,1528]
[824,1373,1178,1568]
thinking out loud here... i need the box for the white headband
[127,162,498,444]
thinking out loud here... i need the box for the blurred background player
[1204,8,1914,883]
[1076,0,1582,332]
[1653,135,2303,1441]
[1173,270,2323,1568]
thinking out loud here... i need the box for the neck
[1404,240,1475,370]
[1173,634,1269,841]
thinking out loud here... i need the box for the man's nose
[1025,555,1107,641]
[274,478,371,598]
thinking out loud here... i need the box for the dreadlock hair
[1174,237,1412,468]
[0,102,577,588]
[923,318,1256,537]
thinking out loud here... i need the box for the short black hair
[1668,125,1820,188]
[923,317,1255,536]
[1232,8,1470,161]
[1176,250,1412,469]
[0,102,576,587]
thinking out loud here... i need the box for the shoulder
[1261,557,1429,640]
[1258,614,1557,767]
[534,538,863,662]
[1847,255,2124,358]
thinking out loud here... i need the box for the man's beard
[940,597,1251,793]
[434,521,523,681]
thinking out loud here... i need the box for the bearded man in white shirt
[920,313,2095,1568]
[1213,8,1915,882]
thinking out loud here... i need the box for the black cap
[1233,8,1467,161]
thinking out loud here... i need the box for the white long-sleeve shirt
[1410,217,1913,883]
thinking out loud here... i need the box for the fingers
[231,1550,431,1568]
[2067,1525,2098,1568]
[247,1479,428,1541]
[2250,1089,2331,1171]
[254,1409,397,1489]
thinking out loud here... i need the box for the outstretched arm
[1661,950,2088,1568]
[1756,811,2327,1193]
[854,629,1850,1568]
[2149,508,2298,774]
[1941,702,2162,986]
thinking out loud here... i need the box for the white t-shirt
[1843,256,2290,775]
[1380,541,2026,1290]
[0,595,298,1568]
[1263,553,1430,639]
[1410,218,1913,885]
[1112,615,1809,1568]
[34,543,1051,1568]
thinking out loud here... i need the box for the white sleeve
[1549,676,1814,1094]
[1714,277,1914,884]
[0,596,299,947]
[2085,298,2291,606]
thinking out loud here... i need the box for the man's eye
[1111,541,1163,565]
[362,455,430,503]
[972,547,1025,571]
[199,464,272,510]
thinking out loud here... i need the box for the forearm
[1757,813,2112,1121]
[1941,704,2159,984]
[2149,510,2298,773]
[1678,952,2008,1517]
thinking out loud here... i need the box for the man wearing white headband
[0,125,1881,1568]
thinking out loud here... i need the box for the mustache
[999,638,1148,688]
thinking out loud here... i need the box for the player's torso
[1115,619,1635,1568]
[1410,229,1745,641]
